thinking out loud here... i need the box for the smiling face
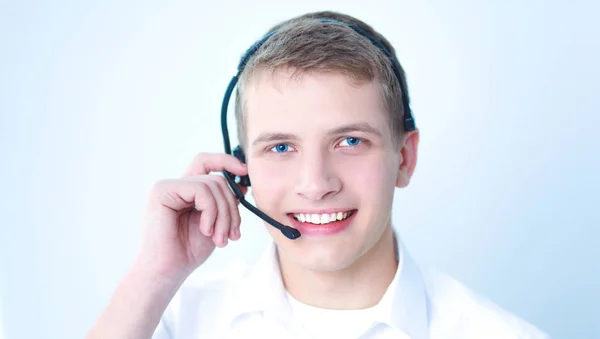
[244,68,412,272]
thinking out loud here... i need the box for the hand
[136,153,248,282]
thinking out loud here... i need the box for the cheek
[247,160,289,205]
[342,153,398,196]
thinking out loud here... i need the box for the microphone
[221,67,302,240]
[222,170,301,240]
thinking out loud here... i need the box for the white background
[1,1,598,338]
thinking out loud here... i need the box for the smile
[291,210,356,225]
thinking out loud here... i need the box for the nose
[293,151,342,201]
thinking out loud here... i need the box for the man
[87,11,549,339]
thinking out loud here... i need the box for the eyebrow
[327,122,382,138]
[251,122,382,146]
[251,132,299,146]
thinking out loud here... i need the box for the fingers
[183,153,248,177]
[194,184,218,237]
[151,175,243,249]
[182,153,248,239]
[203,179,232,247]
[212,176,242,241]
[150,152,249,251]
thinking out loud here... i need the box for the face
[243,69,417,272]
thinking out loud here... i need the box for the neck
[279,225,398,310]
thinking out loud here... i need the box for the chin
[279,235,364,272]
[265,212,390,272]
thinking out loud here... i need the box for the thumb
[183,153,248,177]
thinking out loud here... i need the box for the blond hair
[235,11,410,149]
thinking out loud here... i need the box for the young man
[87,11,549,339]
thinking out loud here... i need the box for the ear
[396,129,420,188]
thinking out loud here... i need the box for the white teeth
[312,214,320,224]
[293,211,353,225]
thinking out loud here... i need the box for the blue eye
[339,137,361,147]
[271,144,290,153]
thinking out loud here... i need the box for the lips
[287,209,357,236]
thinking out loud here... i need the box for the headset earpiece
[232,145,251,187]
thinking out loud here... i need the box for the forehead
[244,69,390,141]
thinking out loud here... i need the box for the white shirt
[286,291,378,338]
[152,237,550,339]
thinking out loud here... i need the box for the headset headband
[222,18,416,156]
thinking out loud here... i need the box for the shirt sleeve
[151,315,173,339]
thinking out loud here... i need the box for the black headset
[221,18,416,240]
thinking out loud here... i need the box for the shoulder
[421,269,550,339]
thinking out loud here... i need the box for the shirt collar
[229,233,429,338]
[375,233,430,339]
[229,241,293,327]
